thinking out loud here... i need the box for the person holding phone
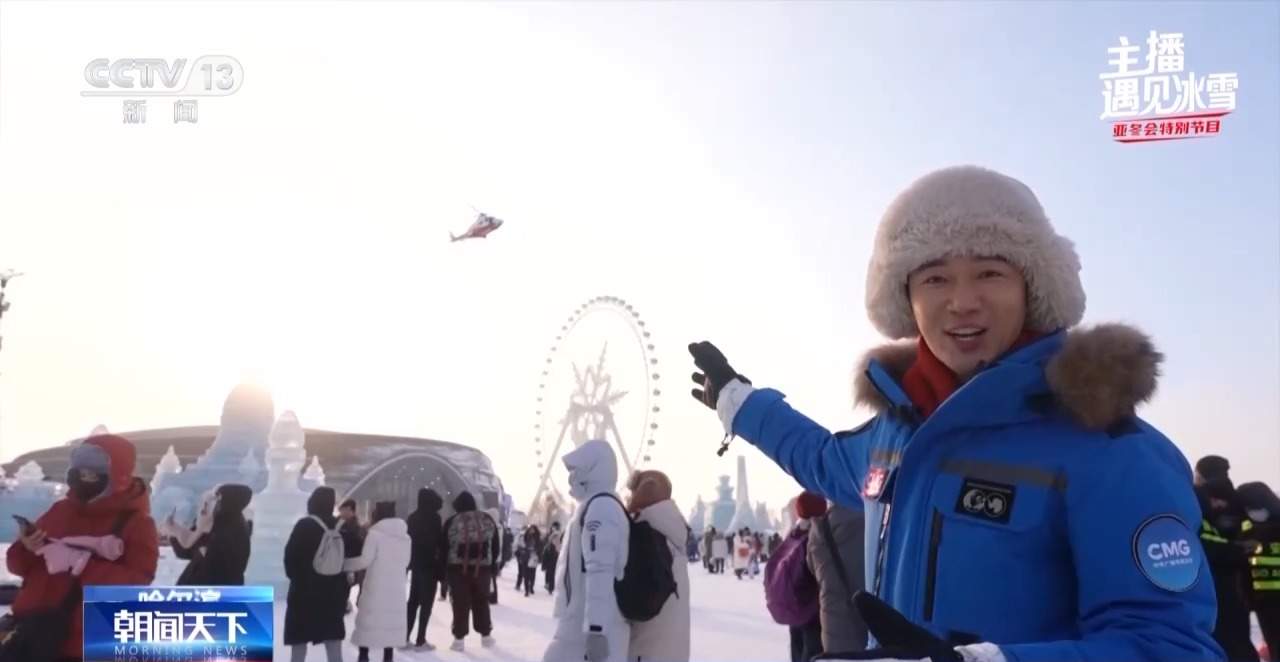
[11,515,34,536]
[167,483,253,586]
[5,434,159,662]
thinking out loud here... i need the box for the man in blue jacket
[689,165,1222,662]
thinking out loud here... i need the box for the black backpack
[579,493,678,622]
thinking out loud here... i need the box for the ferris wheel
[529,295,661,517]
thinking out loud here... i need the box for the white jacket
[542,441,630,662]
[344,517,412,648]
[628,499,690,662]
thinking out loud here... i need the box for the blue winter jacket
[728,326,1223,662]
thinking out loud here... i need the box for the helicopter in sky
[450,211,504,242]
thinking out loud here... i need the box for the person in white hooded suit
[343,501,413,662]
[542,440,631,662]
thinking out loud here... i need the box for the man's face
[908,255,1028,380]
[339,506,355,520]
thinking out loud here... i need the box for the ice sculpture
[727,455,760,532]
[754,502,773,533]
[238,450,262,486]
[0,461,60,542]
[151,384,273,523]
[710,475,735,532]
[688,496,707,535]
[244,410,311,593]
[298,455,325,493]
[150,446,183,499]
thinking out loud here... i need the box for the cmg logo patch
[1132,515,1201,592]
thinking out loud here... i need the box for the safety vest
[1200,518,1229,544]
[1200,517,1253,543]
[1250,539,1280,594]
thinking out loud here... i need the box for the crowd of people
[0,433,700,662]
[510,520,563,598]
[1195,455,1280,661]
[696,525,782,580]
[5,164,1280,662]
[2,414,1279,662]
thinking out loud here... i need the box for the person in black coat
[502,527,514,568]
[1239,482,1280,662]
[541,521,561,594]
[1195,456,1260,662]
[172,483,253,586]
[405,488,444,649]
[284,486,348,662]
[338,498,366,613]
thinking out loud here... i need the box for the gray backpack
[308,515,345,576]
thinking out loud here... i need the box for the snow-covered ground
[276,564,786,662]
[2,545,789,661]
[1,544,1268,660]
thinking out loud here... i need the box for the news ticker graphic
[83,585,273,662]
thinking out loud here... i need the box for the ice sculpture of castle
[710,475,736,532]
[150,384,275,524]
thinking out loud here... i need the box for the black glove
[815,592,962,661]
[688,341,750,411]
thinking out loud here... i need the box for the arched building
[1,385,507,538]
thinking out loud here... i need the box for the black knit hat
[1195,455,1231,482]
[1237,482,1280,516]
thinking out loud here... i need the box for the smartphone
[12,514,33,534]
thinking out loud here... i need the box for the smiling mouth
[946,327,987,340]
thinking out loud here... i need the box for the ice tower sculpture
[149,446,188,522]
[151,446,183,494]
[779,496,798,534]
[754,502,773,532]
[710,475,735,532]
[238,450,262,487]
[727,455,760,532]
[0,461,61,542]
[688,496,707,535]
[298,455,325,493]
[244,410,311,593]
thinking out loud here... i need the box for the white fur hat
[865,165,1086,339]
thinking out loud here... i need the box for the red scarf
[901,330,1044,419]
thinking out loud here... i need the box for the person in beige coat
[625,470,691,662]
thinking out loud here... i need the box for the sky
[0,1,1277,518]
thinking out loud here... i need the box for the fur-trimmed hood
[853,324,1161,431]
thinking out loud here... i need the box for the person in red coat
[6,434,159,662]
